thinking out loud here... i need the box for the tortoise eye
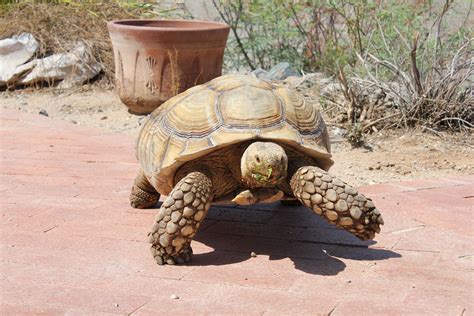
[255,156,261,163]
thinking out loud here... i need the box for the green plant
[213,0,309,71]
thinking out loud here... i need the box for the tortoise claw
[152,246,193,265]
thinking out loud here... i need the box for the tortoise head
[241,142,288,188]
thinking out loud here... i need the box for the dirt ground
[1,86,473,187]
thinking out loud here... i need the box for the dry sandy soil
[1,86,473,187]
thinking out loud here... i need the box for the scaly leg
[130,169,160,209]
[148,171,213,265]
[290,166,384,240]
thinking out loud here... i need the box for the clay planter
[108,19,230,114]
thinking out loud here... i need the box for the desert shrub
[338,1,473,134]
[213,0,379,73]
[213,0,308,71]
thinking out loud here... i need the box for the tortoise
[130,74,384,265]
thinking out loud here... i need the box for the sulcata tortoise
[130,74,384,265]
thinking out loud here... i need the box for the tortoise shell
[137,74,333,195]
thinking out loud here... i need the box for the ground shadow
[191,204,401,276]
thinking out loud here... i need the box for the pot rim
[108,19,230,32]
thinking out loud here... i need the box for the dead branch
[337,67,358,123]
[361,112,402,132]
[212,0,256,70]
[410,33,423,96]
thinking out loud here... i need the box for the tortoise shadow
[190,204,401,275]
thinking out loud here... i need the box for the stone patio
[1,108,472,315]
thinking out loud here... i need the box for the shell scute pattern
[219,86,284,129]
[162,88,221,138]
[274,86,321,135]
[137,74,331,195]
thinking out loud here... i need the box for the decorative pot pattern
[108,19,230,114]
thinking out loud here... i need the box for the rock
[17,41,101,89]
[263,62,300,81]
[250,251,257,258]
[285,72,324,88]
[138,116,148,126]
[320,82,344,97]
[0,33,38,86]
[38,109,49,117]
[170,294,179,299]
[283,75,306,87]
[100,116,108,120]
[251,68,268,79]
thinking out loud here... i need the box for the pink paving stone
[182,253,299,290]
[0,305,122,316]
[1,108,473,314]
[2,282,150,314]
[229,234,337,260]
[127,277,337,315]
[357,182,409,196]
[418,183,474,198]
[392,225,474,254]
[333,298,467,316]
[390,177,470,191]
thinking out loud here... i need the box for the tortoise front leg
[130,169,160,209]
[148,171,213,265]
[290,166,384,240]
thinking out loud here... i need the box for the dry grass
[0,2,148,85]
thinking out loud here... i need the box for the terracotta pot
[108,19,230,114]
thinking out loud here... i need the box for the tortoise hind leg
[149,171,213,265]
[130,169,160,209]
[290,166,384,240]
